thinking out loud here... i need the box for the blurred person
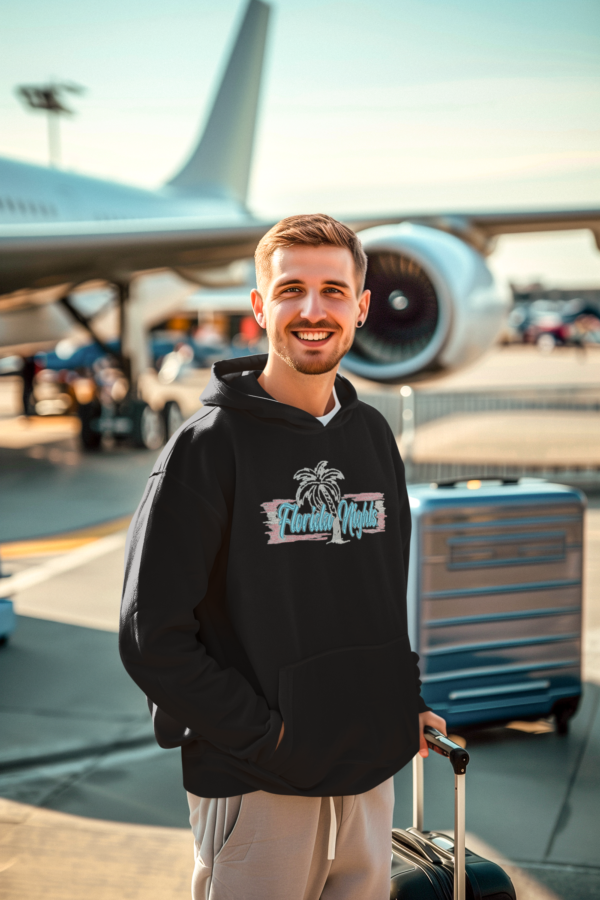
[120,214,445,900]
[21,355,35,416]
[570,312,600,353]
[194,321,226,348]
[239,313,262,345]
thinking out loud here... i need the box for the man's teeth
[297,331,330,341]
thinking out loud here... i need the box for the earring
[356,320,364,328]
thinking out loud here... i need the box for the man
[120,213,446,900]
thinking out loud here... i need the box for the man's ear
[358,288,371,326]
[251,289,267,329]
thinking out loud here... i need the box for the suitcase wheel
[553,697,580,735]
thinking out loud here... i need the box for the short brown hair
[255,213,368,293]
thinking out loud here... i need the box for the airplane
[1,0,599,449]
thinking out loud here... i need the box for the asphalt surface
[0,444,157,543]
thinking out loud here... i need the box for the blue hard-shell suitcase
[406,479,584,732]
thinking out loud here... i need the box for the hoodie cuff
[254,709,284,765]
[224,709,284,766]
[417,695,431,714]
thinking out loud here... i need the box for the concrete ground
[1,345,600,899]
[411,410,600,467]
[416,344,600,392]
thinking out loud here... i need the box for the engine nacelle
[342,223,510,384]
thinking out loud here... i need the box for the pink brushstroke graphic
[261,493,385,545]
[346,492,387,533]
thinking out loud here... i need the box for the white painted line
[2,532,127,595]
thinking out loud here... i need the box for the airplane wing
[0,216,273,297]
[346,207,600,254]
[4,206,598,300]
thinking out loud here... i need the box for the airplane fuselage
[0,156,246,227]
[0,155,260,301]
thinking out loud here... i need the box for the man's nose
[300,289,327,322]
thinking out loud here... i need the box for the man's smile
[292,330,335,346]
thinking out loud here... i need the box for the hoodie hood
[200,354,360,432]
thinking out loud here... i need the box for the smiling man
[120,214,445,900]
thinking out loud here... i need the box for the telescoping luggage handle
[413,727,470,900]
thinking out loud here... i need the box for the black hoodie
[120,355,427,799]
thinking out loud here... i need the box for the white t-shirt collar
[316,387,341,427]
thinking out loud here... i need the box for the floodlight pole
[15,81,85,169]
[47,110,61,168]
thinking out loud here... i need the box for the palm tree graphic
[294,460,348,544]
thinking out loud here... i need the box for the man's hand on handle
[418,710,447,757]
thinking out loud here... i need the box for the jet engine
[343,223,510,383]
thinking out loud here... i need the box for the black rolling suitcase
[391,727,516,899]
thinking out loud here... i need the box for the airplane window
[7,199,15,211]
[29,202,37,214]
[18,201,27,213]
[0,198,4,209]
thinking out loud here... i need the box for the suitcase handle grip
[431,477,519,488]
[424,726,469,775]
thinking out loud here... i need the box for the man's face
[252,245,370,375]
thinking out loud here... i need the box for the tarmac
[1,345,600,899]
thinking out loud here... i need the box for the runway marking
[0,516,132,559]
[2,532,127,596]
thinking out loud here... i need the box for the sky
[2,0,600,286]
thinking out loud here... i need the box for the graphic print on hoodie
[119,355,427,800]
[262,459,386,545]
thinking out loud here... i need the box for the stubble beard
[268,322,354,375]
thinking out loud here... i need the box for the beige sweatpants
[187,778,394,900]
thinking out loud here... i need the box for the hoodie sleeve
[119,413,282,764]
[389,429,431,714]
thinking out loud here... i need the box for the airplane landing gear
[64,280,178,453]
[79,399,103,451]
[77,397,167,452]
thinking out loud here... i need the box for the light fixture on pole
[15,81,86,168]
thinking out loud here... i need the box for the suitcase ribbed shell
[407,480,584,728]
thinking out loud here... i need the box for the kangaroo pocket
[268,636,419,791]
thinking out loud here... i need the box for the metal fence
[357,386,600,435]
[410,388,600,428]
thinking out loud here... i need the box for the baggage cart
[0,551,16,644]
[406,479,584,732]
